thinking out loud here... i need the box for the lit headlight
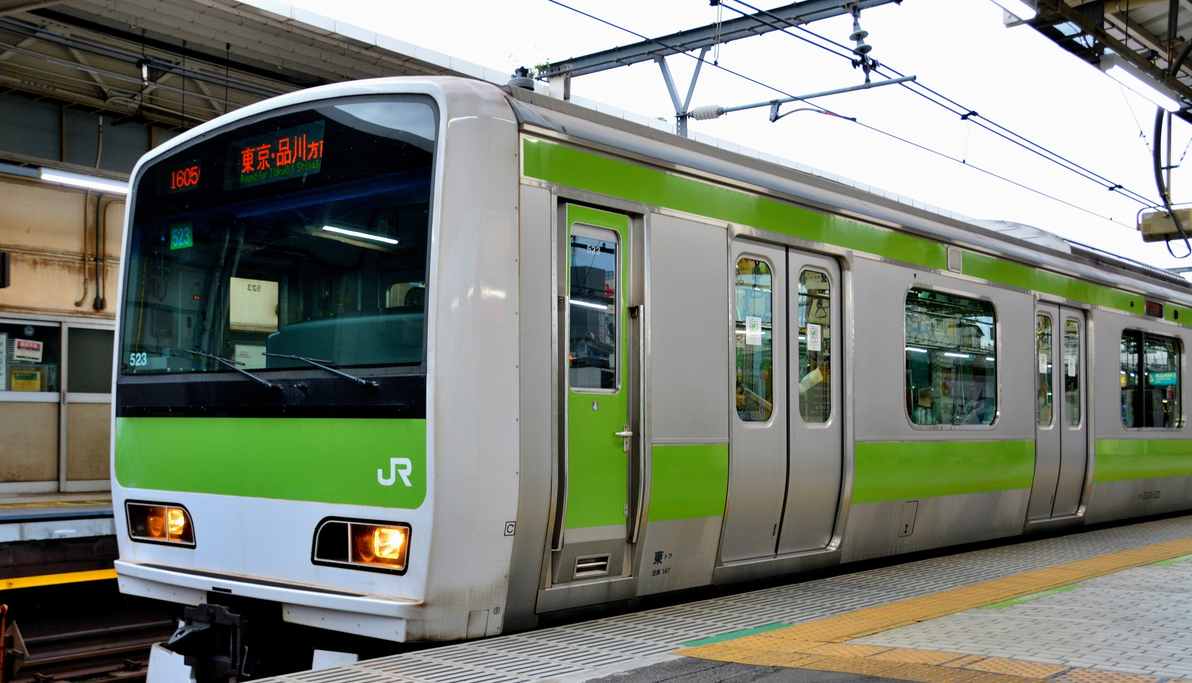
[126,502,195,547]
[313,519,410,573]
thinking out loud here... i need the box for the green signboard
[169,224,193,251]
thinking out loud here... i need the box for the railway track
[6,617,173,683]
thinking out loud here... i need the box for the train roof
[129,74,1192,308]
[504,84,1192,307]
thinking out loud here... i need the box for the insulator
[688,105,726,121]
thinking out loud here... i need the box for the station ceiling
[1027,0,1192,124]
[0,0,503,128]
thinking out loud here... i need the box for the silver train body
[111,77,1192,661]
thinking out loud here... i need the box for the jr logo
[377,457,414,488]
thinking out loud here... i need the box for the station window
[1120,330,1182,428]
[568,228,618,390]
[0,321,60,392]
[1036,314,1053,427]
[905,288,997,426]
[735,257,773,422]
[67,328,114,393]
[797,269,831,423]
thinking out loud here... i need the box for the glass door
[0,318,61,494]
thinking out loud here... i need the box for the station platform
[263,513,1192,683]
[0,493,113,542]
[0,493,116,586]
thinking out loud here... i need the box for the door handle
[615,429,634,438]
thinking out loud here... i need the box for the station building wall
[0,176,125,495]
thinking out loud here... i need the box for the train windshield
[119,96,436,377]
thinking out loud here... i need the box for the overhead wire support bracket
[689,75,916,123]
[656,46,709,137]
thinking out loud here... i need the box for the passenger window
[1064,319,1081,426]
[735,257,773,422]
[905,288,997,426]
[797,269,831,423]
[568,228,618,390]
[1121,330,1182,428]
[1036,314,1053,427]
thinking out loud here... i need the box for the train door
[723,240,788,562]
[1029,304,1087,519]
[551,203,640,583]
[1052,309,1088,516]
[778,252,842,553]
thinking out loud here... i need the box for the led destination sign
[231,120,326,189]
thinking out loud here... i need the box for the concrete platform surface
[262,514,1192,683]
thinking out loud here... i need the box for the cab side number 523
[128,352,149,368]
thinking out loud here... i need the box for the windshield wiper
[264,352,378,388]
[185,349,279,390]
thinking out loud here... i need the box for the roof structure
[1024,0,1192,124]
[0,0,506,128]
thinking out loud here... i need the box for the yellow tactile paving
[963,657,1069,678]
[679,536,1192,683]
[0,567,116,590]
[0,496,110,509]
[870,648,971,666]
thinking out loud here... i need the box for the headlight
[313,519,409,573]
[127,502,195,547]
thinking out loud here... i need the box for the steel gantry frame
[540,0,902,136]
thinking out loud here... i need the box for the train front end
[111,78,523,677]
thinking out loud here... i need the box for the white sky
[291,0,1192,271]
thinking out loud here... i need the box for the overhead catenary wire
[542,0,1136,230]
[717,0,1162,210]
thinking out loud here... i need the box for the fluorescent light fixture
[570,298,610,311]
[1101,54,1182,113]
[39,168,128,195]
[906,347,928,354]
[990,0,1036,20]
[944,351,971,359]
[321,225,399,245]
[985,356,996,362]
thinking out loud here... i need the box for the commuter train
[112,76,1192,677]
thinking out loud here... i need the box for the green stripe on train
[1095,439,1192,483]
[522,137,948,270]
[961,252,1141,315]
[648,443,728,522]
[115,417,427,508]
[522,137,1154,317]
[853,440,1034,504]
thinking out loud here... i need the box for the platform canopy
[1024,0,1192,124]
[0,0,506,128]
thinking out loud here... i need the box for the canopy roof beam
[539,0,901,79]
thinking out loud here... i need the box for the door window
[568,228,618,391]
[1063,319,1081,426]
[68,328,115,394]
[735,257,773,422]
[797,269,831,423]
[0,321,60,392]
[1036,314,1053,427]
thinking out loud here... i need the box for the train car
[110,76,1192,678]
